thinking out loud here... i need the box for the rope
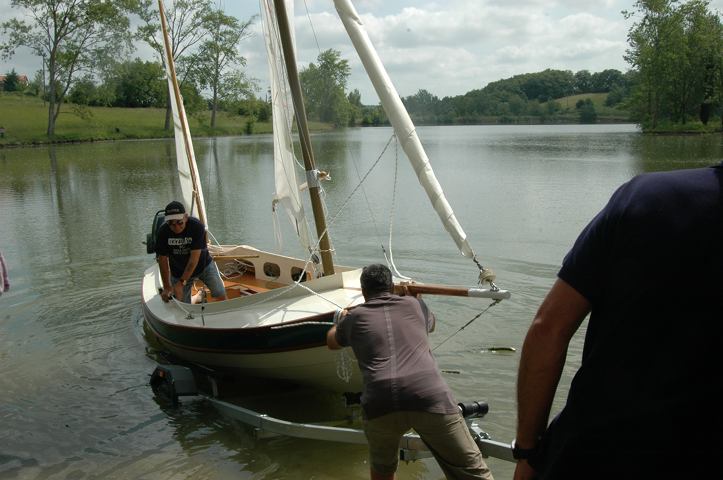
[303,0,322,55]
[219,259,248,279]
[386,138,411,280]
[336,348,353,383]
[432,300,500,352]
[270,320,334,329]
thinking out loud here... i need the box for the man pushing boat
[327,264,493,480]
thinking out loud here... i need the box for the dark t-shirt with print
[155,216,212,278]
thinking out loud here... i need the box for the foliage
[191,8,256,128]
[300,49,351,127]
[347,88,363,126]
[2,68,22,91]
[112,59,166,108]
[401,68,631,124]
[0,0,134,137]
[132,0,213,129]
[624,0,723,130]
[576,98,598,123]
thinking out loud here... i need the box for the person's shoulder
[629,166,717,191]
[157,223,171,236]
[187,216,207,231]
[618,166,719,209]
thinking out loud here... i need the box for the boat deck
[194,272,287,302]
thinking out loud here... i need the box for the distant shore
[1,92,718,148]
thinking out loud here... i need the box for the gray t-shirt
[335,293,457,419]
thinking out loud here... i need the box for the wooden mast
[158,0,206,226]
[272,0,335,276]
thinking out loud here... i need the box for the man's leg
[197,261,227,301]
[363,412,411,480]
[411,412,493,480]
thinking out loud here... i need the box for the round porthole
[263,262,281,278]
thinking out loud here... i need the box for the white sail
[333,0,475,259]
[260,0,314,257]
[158,0,207,225]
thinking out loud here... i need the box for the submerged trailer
[149,364,516,463]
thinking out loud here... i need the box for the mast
[158,0,207,226]
[272,0,334,276]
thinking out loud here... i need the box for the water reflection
[1,125,722,479]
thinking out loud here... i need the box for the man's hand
[161,287,173,303]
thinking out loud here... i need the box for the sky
[2,0,722,103]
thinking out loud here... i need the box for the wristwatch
[177,278,187,286]
[511,439,537,460]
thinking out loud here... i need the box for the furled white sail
[333,0,475,259]
[260,0,314,257]
[158,0,207,225]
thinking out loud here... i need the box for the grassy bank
[0,92,333,147]
[544,93,631,123]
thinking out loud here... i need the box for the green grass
[550,93,631,121]
[0,92,331,147]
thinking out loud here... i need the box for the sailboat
[141,0,510,393]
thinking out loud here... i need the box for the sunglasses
[167,219,185,226]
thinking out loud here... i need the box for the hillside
[545,93,631,123]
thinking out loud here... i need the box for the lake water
[1,124,720,479]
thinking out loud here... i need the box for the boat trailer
[150,364,515,463]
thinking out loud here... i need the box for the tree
[1,0,133,137]
[2,68,21,91]
[69,77,99,105]
[113,59,166,108]
[347,88,363,126]
[624,0,722,129]
[191,8,255,128]
[591,69,627,93]
[133,0,212,129]
[574,70,593,93]
[577,98,598,123]
[300,49,351,127]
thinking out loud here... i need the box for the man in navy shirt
[155,201,226,303]
[513,165,723,479]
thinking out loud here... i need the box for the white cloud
[0,0,663,103]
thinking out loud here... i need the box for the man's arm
[326,325,341,350]
[326,309,349,350]
[173,249,201,300]
[158,255,173,302]
[514,278,590,480]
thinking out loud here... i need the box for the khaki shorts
[363,411,494,480]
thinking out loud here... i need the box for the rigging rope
[431,300,501,352]
[386,137,411,280]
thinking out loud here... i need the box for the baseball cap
[164,201,186,221]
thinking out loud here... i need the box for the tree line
[2,0,720,136]
[624,0,722,130]
[0,0,257,137]
[399,68,632,125]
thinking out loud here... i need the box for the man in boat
[155,200,227,304]
[513,164,723,479]
[327,264,493,480]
